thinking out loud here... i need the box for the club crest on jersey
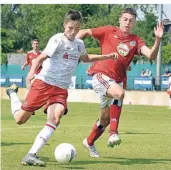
[78,45,81,53]
[63,53,69,59]
[130,41,136,46]
[117,43,129,57]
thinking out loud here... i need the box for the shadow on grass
[1,142,32,146]
[48,157,170,166]
[59,166,85,169]
[103,157,171,165]
[1,142,50,147]
[124,132,160,135]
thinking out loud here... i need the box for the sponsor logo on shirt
[117,43,129,57]
[63,53,69,59]
[63,53,79,61]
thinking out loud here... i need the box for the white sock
[169,98,171,107]
[28,122,56,155]
[10,92,22,118]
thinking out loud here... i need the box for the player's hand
[21,65,25,70]
[26,72,35,88]
[109,52,118,59]
[154,21,164,39]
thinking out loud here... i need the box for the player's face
[32,41,39,50]
[64,21,81,41]
[119,13,136,34]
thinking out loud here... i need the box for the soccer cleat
[6,84,19,98]
[21,153,45,167]
[32,111,36,115]
[108,134,121,148]
[83,139,99,158]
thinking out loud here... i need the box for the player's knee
[117,90,125,100]
[15,117,27,125]
[54,109,65,125]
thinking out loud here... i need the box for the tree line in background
[1,4,171,64]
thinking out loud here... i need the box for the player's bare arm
[21,60,29,70]
[80,52,118,62]
[140,21,164,60]
[26,53,48,87]
[76,29,92,39]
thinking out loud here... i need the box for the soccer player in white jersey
[6,10,117,167]
[167,75,171,109]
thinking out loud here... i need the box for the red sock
[87,120,105,146]
[110,102,122,136]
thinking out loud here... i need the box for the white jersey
[36,33,87,89]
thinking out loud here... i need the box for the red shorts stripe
[96,73,110,89]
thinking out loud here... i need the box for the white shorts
[92,73,123,108]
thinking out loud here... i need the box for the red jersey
[88,26,145,82]
[26,50,42,74]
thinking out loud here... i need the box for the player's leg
[106,82,124,148]
[83,108,109,158]
[22,86,68,166]
[85,74,124,149]
[22,103,65,166]
[6,84,34,124]
[83,74,112,157]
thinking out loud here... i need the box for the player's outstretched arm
[140,21,164,60]
[21,61,29,70]
[26,53,48,88]
[76,29,93,39]
[80,52,118,62]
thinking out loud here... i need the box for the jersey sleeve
[80,41,87,56]
[135,36,146,55]
[42,35,60,57]
[91,26,112,40]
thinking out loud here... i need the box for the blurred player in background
[6,10,118,167]
[21,39,42,87]
[167,74,171,109]
[76,7,164,158]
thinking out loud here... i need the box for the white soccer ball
[54,143,76,163]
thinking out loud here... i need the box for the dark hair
[121,8,137,18]
[64,10,83,23]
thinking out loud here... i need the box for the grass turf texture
[1,99,171,170]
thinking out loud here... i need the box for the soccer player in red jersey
[76,8,164,157]
[21,39,42,86]
[21,39,42,115]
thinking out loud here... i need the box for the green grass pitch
[1,99,171,170]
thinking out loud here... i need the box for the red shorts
[21,79,68,114]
